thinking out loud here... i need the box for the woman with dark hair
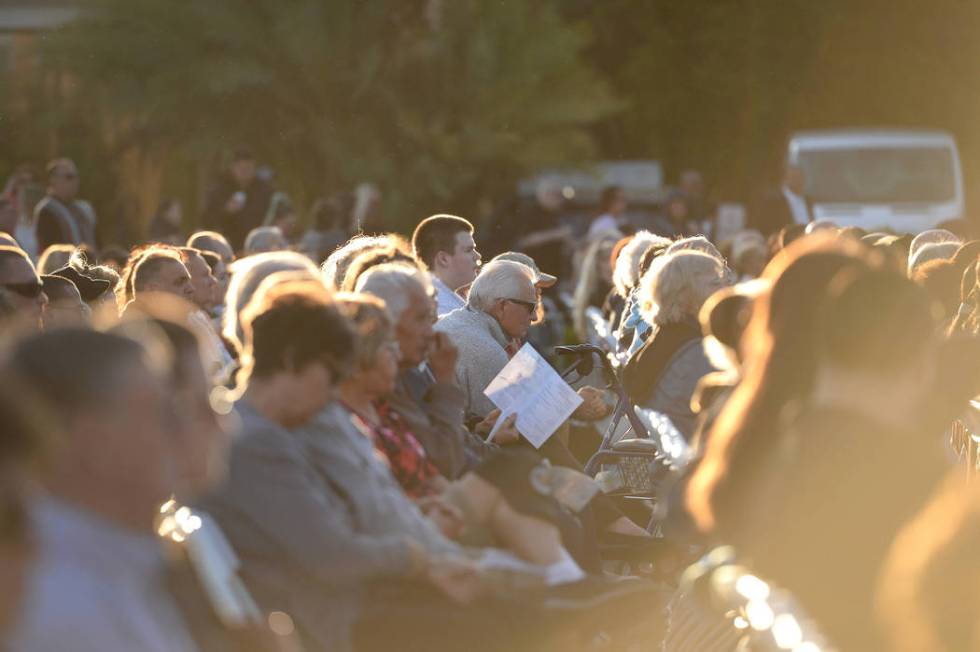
[685,235,875,537]
[675,237,977,649]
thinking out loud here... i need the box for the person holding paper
[435,259,606,422]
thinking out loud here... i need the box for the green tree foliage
[44,0,619,231]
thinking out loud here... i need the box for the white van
[787,129,964,233]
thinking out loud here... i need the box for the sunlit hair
[639,250,727,327]
[243,225,285,255]
[909,228,960,261]
[239,280,356,383]
[908,241,958,277]
[612,231,670,297]
[37,244,75,276]
[876,474,980,652]
[411,214,474,270]
[572,232,619,338]
[685,234,876,536]
[116,243,177,306]
[131,248,184,295]
[223,251,319,354]
[334,292,393,369]
[320,233,410,291]
[354,262,432,323]
[340,245,417,293]
[187,231,233,263]
[466,259,536,313]
[667,235,724,261]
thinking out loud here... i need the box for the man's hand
[428,332,459,385]
[573,386,611,421]
[417,495,465,540]
[474,409,520,445]
[426,555,484,604]
[224,192,246,213]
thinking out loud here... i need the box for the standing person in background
[679,169,715,225]
[147,198,184,244]
[297,194,353,262]
[33,158,98,252]
[755,162,813,236]
[588,185,627,238]
[411,214,481,317]
[203,149,275,252]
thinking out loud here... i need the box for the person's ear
[433,250,451,270]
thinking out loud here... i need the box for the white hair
[640,250,726,327]
[355,262,433,322]
[467,260,536,312]
[243,226,286,255]
[907,241,960,276]
[666,235,724,260]
[320,234,390,290]
[909,229,961,260]
[612,231,670,297]
[223,251,320,352]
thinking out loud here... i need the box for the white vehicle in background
[787,129,964,233]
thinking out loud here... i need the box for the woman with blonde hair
[622,250,732,439]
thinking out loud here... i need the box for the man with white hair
[356,263,501,478]
[434,260,540,419]
[243,225,287,255]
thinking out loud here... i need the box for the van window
[799,147,956,204]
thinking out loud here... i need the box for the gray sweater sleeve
[216,439,413,586]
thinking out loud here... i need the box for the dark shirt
[35,196,97,251]
[203,176,275,251]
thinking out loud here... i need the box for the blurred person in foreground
[200,281,481,651]
[6,329,197,651]
[876,475,980,652]
[684,254,980,649]
[411,214,482,317]
[0,383,43,644]
[33,158,98,252]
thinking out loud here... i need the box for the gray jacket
[434,306,511,419]
[645,339,715,440]
[389,367,494,478]
[201,400,414,652]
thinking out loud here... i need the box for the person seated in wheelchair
[623,249,733,441]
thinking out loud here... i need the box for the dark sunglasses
[505,298,537,313]
[1,281,44,299]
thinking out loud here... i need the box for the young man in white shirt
[411,214,482,317]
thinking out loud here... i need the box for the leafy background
[0,0,978,241]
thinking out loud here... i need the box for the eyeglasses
[505,298,537,314]
[1,281,44,299]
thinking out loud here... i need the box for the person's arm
[217,439,416,587]
[35,205,68,251]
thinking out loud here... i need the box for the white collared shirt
[782,186,811,225]
[433,276,466,317]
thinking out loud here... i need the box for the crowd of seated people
[0,169,979,652]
